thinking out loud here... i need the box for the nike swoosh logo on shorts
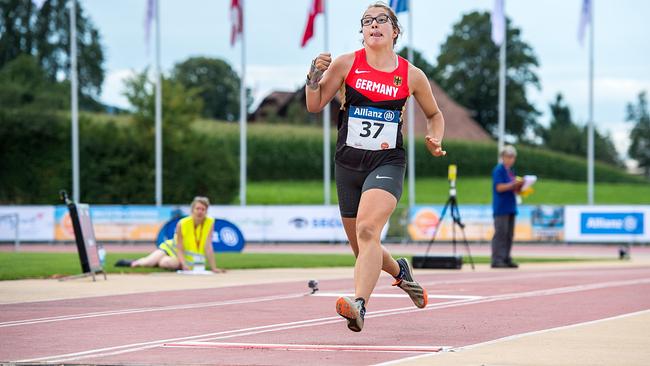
[376,175,393,180]
[355,69,370,74]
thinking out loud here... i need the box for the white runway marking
[0,292,308,328]
[1,268,634,328]
[312,292,484,300]
[1,291,481,329]
[376,268,646,291]
[15,277,650,364]
[162,341,449,354]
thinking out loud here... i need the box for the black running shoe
[392,258,428,308]
[335,296,366,332]
[114,259,133,267]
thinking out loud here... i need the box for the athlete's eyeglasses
[360,14,391,27]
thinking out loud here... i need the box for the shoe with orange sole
[336,296,365,332]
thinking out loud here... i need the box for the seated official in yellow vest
[114,196,226,273]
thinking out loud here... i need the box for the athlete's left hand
[425,136,446,157]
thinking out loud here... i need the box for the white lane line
[0,292,309,328]
[162,341,450,354]
[0,292,480,328]
[2,267,643,307]
[2,267,641,327]
[312,292,484,300]
[14,299,472,364]
[17,277,650,364]
[372,309,650,366]
[380,268,646,290]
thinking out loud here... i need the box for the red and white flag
[231,0,243,46]
[301,0,323,47]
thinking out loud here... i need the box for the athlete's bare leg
[351,188,399,303]
[342,218,400,281]
[158,256,181,270]
[131,249,167,268]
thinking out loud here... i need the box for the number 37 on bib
[346,105,401,151]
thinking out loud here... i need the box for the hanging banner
[211,205,388,242]
[55,205,173,241]
[0,206,54,241]
[564,205,650,243]
[407,204,564,242]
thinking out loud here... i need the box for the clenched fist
[307,53,332,90]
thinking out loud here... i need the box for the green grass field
[246,178,650,205]
[0,252,609,281]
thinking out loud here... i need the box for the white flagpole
[323,1,331,205]
[70,0,79,202]
[406,0,415,209]
[239,0,247,206]
[154,0,163,206]
[587,1,594,204]
[497,1,506,160]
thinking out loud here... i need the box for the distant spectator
[115,196,225,273]
[491,145,524,268]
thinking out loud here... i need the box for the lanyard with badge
[193,221,204,251]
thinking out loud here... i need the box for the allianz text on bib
[346,105,400,151]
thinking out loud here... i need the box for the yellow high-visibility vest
[176,216,214,267]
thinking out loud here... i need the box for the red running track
[1,266,649,365]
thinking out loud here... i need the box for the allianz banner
[564,206,650,243]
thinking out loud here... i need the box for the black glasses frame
[360,14,391,27]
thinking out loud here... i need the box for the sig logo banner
[581,213,644,235]
[565,206,650,243]
[212,205,379,242]
[289,217,309,229]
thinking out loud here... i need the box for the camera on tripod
[412,164,475,270]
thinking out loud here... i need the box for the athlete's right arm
[305,53,353,112]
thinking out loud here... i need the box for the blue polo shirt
[492,163,517,216]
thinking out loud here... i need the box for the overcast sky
[81,0,650,161]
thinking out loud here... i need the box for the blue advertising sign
[156,216,245,252]
[212,219,245,252]
[580,212,644,235]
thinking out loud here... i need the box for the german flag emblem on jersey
[393,75,402,87]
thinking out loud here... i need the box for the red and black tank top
[336,48,411,172]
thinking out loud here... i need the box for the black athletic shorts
[335,164,405,218]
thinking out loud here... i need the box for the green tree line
[2,114,645,204]
[2,1,649,206]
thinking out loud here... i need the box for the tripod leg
[424,199,451,257]
[450,197,475,271]
[452,218,457,257]
[459,226,475,270]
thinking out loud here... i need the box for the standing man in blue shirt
[491,145,524,268]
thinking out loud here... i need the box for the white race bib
[346,105,400,151]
